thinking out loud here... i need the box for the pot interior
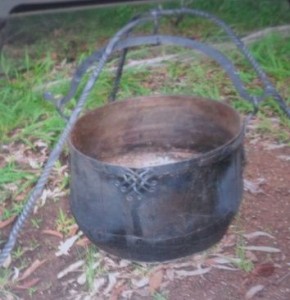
[70,95,242,168]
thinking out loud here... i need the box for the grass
[30,217,43,229]
[1,0,289,138]
[27,287,38,298]
[12,246,25,260]
[0,269,16,300]
[233,215,254,273]
[3,0,289,59]
[234,235,254,273]
[55,208,75,236]
[0,0,289,233]
[0,161,38,221]
[0,268,12,287]
[153,292,168,300]
[0,1,289,296]
[84,245,102,291]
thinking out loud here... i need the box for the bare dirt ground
[1,116,289,300]
[167,135,290,300]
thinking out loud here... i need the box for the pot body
[69,95,244,262]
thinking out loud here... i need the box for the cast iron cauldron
[1,9,288,269]
[64,8,288,263]
[69,95,244,262]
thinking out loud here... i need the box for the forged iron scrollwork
[113,168,158,200]
[1,6,289,267]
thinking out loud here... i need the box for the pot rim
[69,95,245,172]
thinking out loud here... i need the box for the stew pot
[0,8,288,268]
[69,95,244,262]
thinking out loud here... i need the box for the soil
[1,118,290,300]
[167,138,290,300]
[1,6,290,299]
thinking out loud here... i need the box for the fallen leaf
[220,234,236,248]
[76,237,91,247]
[93,277,106,294]
[132,277,149,288]
[149,269,164,294]
[135,288,150,297]
[174,267,211,278]
[166,269,175,281]
[206,256,232,265]
[11,267,20,281]
[34,140,48,149]
[278,155,290,161]
[55,232,82,256]
[34,189,49,213]
[252,263,275,277]
[276,271,290,284]
[103,256,120,269]
[206,255,241,267]
[0,216,16,229]
[264,143,286,150]
[167,261,199,270]
[92,260,102,270]
[243,231,274,240]
[16,278,40,289]
[19,259,46,281]
[77,260,101,284]
[68,224,79,236]
[42,229,63,239]
[245,284,265,299]
[110,280,126,300]
[2,254,11,268]
[28,158,40,169]
[77,273,86,285]
[244,178,266,194]
[243,246,281,253]
[212,265,238,271]
[3,183,18,192]
[104,272,118,295]
[119,259,131,268]
[122,289,133,299]
[245,251,258,262]
[57,260,84,279]
[0,290,17,300]
[35,188,66,213]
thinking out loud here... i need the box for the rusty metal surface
[69,95,245,262]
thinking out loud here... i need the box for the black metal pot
[62,9,288,263]
[69,95,244,262]
[1,8,289,269]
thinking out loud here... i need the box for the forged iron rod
[47,8,289,118]
[1,7,289,267]
[0,9,147,267]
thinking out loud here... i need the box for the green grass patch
[84,245,103,291]
[2,0,290,71]
[55,208,75,236]
[234,235,254,273]
[0,162,38,220]
[0,0,289,225]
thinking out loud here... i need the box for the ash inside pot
[102,148,200,168]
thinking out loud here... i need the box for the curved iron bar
[108,13,144,102]
[1,7,289,267]
[1,10,185,266]
[110,35,262,105]
[45,8,289,118]
[109,11,163,102]
[0,12,148,267]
